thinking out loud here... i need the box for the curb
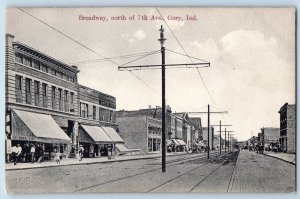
[263,153,296,165]
[5,152,192,171]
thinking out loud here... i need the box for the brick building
[5,34,80,161]
[261,127,280,147]
[5,34,122,161]
[278,103,296,153]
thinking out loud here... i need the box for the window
[70,92,74,103]
[15,54,23,64]
[64,90,68,112]
[15,75,22,103]
[33,60,40,70]
[93,106,96,120]
[41,64,48,73]
[52,86,56,109]
[57,71,62,78]
[58,88,63,111]
[50,68,56,76]
[34,81,40,106]
[86,104,89,118]
[25,78,31,104]
[42,83,47,108]
[23,57,32,67]
[80,102,88,118]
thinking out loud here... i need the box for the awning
[101,126,124,143]
[80,125,112,143]
[172,139,186,146]
[11,109,71,144]
[116,144,130,152]
[177,139,187,146]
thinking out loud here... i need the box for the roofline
[13,41,79,74]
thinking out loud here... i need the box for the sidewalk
[5,151,190,171]
[264,152,296,165]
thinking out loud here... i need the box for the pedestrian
[30,144,36,163]
[11,144,22,165]
[79,145,84,161]
[37,144,44,163]
[54,149,60,164]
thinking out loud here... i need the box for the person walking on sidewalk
[30,144,36,163]
[79,145,84,161]
[11,144,22,165]
[54,149,60,164]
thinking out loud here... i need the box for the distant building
[261,127,280,147]
[278,103,296,153]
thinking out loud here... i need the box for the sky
[6,7,295,141]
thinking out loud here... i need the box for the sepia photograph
[4,7,296,193]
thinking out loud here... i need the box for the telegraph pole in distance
[211,123,232,155]
[159,25,167,173]
[208,104,210,159]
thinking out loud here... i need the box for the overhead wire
[17,8,160,95]
[155,7,216,105]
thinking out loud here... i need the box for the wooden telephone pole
[211,122,232,155]
[217,130,234,152]
[118,25,210,172]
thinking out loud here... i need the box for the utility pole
[208,104,210,159]
[159,25,166,173]
[118,25,211,172]
[216,130,234,153]
[211,123,232,155]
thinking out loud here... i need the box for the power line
[155,7,216,105]
[166,49,209,63]
[71,50,160,65]
[18,8,160,95]
[118,50,161,67]
[17,8,119,66]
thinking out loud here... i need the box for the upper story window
[64,90,69,112]
[32,60,40,70]
[42,83,48,108]
[23,56,32,67]
[93,106,96,120]
[25,78,32,104]
[34,81,40,106]
[52,86,56,109]
[15,75,22,103]
[58,88,63,111]
[41,63,48,73]
[15,54,23,64]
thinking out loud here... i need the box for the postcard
[5,7,296,193]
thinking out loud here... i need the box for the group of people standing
[9,143,45,165]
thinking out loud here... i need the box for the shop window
[34,81,40,106]
[25,78,31,104]
[15,75,22,103]
[148,138,153,152]
[42,83,47,108]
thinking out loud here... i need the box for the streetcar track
[75,152,220,192]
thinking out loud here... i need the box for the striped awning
[11,109,71,144]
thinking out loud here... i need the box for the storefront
[9,109,72,162]
[79,124,125,158]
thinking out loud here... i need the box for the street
[6,150,295,193]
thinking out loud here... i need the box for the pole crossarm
[183,111,228,114]
[118,62,210,71]
[211,124,232,126]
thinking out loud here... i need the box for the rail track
[75,151,223,192]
